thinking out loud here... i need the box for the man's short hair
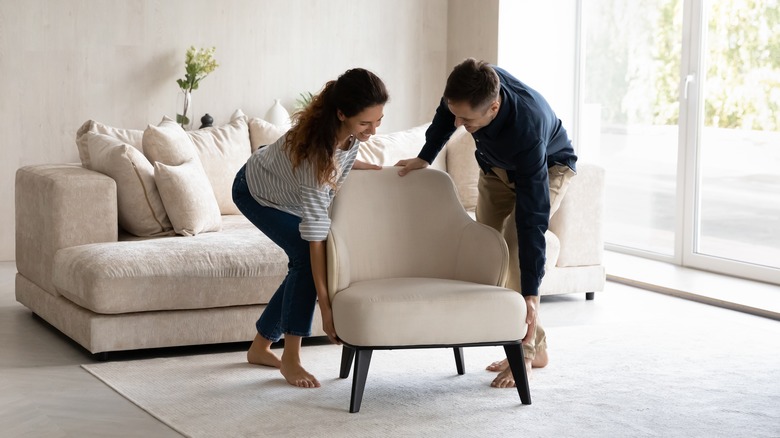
[443,58,500,110]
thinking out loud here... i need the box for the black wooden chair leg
[453,347,465,375]
[504,343,531,405]
[340,346,355,378]
[350,349,373,413]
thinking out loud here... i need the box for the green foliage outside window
[585,0,780,131]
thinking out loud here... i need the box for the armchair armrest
[15,164,118,294]
[326,230,351,300]
[453,221,510,287]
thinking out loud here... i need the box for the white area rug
[83,312,780,438]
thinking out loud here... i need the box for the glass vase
[176,90,194,130]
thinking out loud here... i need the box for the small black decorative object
[199,113,214,129]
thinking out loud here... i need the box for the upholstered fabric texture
[142,116,223,236]
[356,123,447,171]
[231,109,287,152]
[327,168,525,347]
[444,126,479,211]
[15,164,119,296]
[187,116,252,214]
[549,163,605,267]
[16,273,307,353]
[85,131,173,237]
[154,159,222,236]
[249,117,286,152]
[332,277,526,346]
[75,119,144,169]
[51,216,285,314]
[327,168,508,292]
[142,116,200,166]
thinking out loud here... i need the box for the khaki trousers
[475,164,575,360]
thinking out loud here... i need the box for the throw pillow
[357,123,447,171]
[154,159,223,236]
[187,116,252,215]
[142,116,200,166]
[232,109,287,152]
[76,120,143,169]
[85,132,173,236]
[444,126,479,211]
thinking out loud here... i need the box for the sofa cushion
[231,109,286,152]
[142,116,200,166]
[85,132,174,237]
[142,117,222,236]
[444,126,479,211]
[154,159,222,236]
[249,117,286,153]
[187,116,252,214]
[76,120,144,169]
[357,123,447,171]
[51,216,287,314]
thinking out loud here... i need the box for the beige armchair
[326,168,531,413]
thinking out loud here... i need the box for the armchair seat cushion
[332,277,526,347]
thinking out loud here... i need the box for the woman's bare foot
[280,358,321,388]
[246,334,281,368]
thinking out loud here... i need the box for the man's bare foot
[246,334,281,368]
[533,348,549,368]
[490,358,532,388]
[279,359,321,388]
[486,358,509,372]
[486,350,549,372]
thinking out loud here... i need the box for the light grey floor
[1,260,776,437]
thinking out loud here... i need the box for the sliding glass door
[582,0,780,284]
[682,0,780,282]
[582,1,682,257]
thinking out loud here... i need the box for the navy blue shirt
[418,66,577,297]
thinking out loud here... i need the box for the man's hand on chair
[522,295,539,344]
[394,157,429,176]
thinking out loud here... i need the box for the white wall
[447,0,499,68]
[497,0,578,136]
[0,0,449,261]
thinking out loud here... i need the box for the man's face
[447,99,499,133]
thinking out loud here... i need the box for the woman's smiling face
[339,104,385,142]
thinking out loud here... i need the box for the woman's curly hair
[284,68,389,187]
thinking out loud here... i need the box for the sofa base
[16,274,325,355]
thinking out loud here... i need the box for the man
[396,58,577,388]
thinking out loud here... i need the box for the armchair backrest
[327,168,508,297]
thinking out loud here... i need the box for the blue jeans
[232,164,316,342]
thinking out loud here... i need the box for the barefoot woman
[232,68,388,388]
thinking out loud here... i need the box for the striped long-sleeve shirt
[245,133,359,241]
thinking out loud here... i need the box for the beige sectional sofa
[15,113,605,358]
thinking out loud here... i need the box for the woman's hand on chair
[321,308,341,345]
[352,159,382,170]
